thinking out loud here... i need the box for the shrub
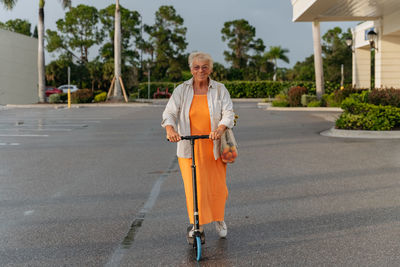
[336,112,394,130]
[333,86,359,103]
[94,92,107,102]
[348,90,370,103]
[49,94,61,103]
[323,93,341,107]
[71,89,93,103]
[129,92,138,102]
[368,88,400,107]
[307,100,321,107]
[301,94,317,106]
[272,100,289,107]
[288,86,307,107]
[60,93,67,102]
[271,94,289,107]
[337,99,400,130]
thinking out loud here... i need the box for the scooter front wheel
[194,236,202,261]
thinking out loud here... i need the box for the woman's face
[191,59,212,82]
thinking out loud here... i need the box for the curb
[258,102,343,112]
[321,127,400,139]
[265,106,343,112]
[4,103,151,109]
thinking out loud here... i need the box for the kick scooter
[180,134,209,261]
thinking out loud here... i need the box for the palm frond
[1,0,17,10]
[60,0,71,9]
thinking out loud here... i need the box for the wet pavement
[1,103,400,266]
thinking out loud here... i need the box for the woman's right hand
[166,125,181,142]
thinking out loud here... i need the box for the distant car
[45,86,62,97]
[58,84,79,93]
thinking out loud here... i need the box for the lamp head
[345,37,353,47]
[367,30,377,47]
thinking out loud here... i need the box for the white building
[292,0,400,93]
[0,28,38,105]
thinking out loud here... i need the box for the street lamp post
[147,62,151,99]
[367,30,377,89]
[345,36,354,89]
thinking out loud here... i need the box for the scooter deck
[186,225,205,245]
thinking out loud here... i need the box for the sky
[0,0,359,68]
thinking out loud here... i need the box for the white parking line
[24,210,34,216]
[0,129,72,132]
[0,134,48,137]
[0,143,19,146]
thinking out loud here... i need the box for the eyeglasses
[192,65,210,71]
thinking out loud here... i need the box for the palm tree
[38,0,71,102]
[0,0,16,9]
[264,46,289,81]
[113,0,122,100]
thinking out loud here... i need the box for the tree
[113,0,122,99]
[46,4,103,63]
[287,55,315,81]
[221,19,265,69]
[99,2,141,100]
[86,57,103,91]
[99,3,141,65]
[0,18,32,36]
[145,5,187,81]
[38,0,71,102]
[0,0,16,10]
[322,27,352,83]
[247,54,274,80]
[211,63,228,81]
[264,46,290,81]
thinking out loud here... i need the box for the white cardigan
[162,78,235,159]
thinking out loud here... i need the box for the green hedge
[336,98,400,130]
[71,89,93,103]
[135,80,341,98]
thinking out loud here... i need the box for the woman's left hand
[209,125,227,140]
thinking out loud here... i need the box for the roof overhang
[292,0,400,22]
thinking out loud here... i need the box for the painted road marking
[0,134,48,137]
[0,129,72,132]
[24,210,34,216]
[105,157,178,267]
[0,143,19,146]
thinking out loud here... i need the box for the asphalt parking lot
[1,103,400,266]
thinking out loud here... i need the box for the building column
[354,47,371,88]
[312,20,324,99]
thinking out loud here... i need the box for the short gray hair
[188,51,213,70]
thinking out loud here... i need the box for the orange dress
[178,95,228,225]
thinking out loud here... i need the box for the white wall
[0,29,37,105]
[375,33,400,88]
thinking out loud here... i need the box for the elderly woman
[162,51,235,243]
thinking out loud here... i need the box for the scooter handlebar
[180,135,210,140]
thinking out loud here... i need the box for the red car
[45,86,62,97]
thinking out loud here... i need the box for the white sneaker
[215,221,227,238]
